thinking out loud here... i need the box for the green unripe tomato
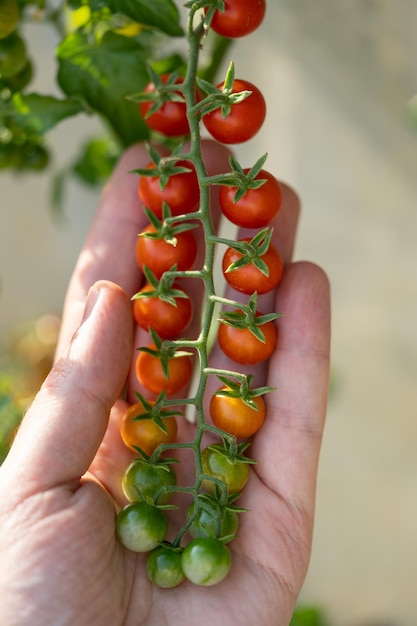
[201,444,250,494]
[116,502,168,553]
[0,32,26,78]
[146,544,185,588]
[181,537,231,586]
[187,498,239,540]
[122,459,176,504]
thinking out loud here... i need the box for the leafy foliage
[3,93,83,134]
[72,136,119,184]
[57,30,150,146]
[0,0,185,178]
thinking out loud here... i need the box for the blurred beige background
[1,2,417,624]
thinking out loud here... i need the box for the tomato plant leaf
[72,136,120,185]
[57,30,150,147]
[5,93,83,135]
[103,0,183,36]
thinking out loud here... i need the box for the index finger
[55,143,150,359]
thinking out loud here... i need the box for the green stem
[149,5,252,549]
[203,366,251,383]
[209,294,244,309]
[198,34,234,84]
[168,6,222,547]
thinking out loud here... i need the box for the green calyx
[219,293,281,343]
[214,373,275,411]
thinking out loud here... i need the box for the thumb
[1,281,133,498]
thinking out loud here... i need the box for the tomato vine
[117,0,282,589]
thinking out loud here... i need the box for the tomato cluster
[116,0,283,589]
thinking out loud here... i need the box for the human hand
[0,141,330,626]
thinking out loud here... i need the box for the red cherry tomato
[138,160,200,218]
[210,387,266,438]
[222,239,284,295]
[218,314,277,365]
[219,169,282,228]
[135,344,193,395]
[207,0,266,38]
[203,78,266,144]
[139,74,189,137]
[133,283,193,339]
[135,225,198,279]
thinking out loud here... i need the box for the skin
[0,140,330,626]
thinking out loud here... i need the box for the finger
[252,261,331,514]
[1,281,133,499]
[55,144,150,359]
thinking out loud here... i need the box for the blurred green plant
[0,0,230,210]
[0,314,59,463]
[290,605,328,626]
[0,377,22,464]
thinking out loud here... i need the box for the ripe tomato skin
[120,400,177,455]
[208,0,266,38]
[135,345,193,395]
[203,79,266,144]
[146,544,186,588]
[138,160,200,218]
[219,169,282,228]
[218,315,277,365]
[135,225,198,279]
[140,75,189,137]
[133,284,193,339]
[181,537,231,586]
[222,239,284,295]
[116,502,168,552]
[201,444,250,494]
[210,387,266,438]
[122,459,177,504]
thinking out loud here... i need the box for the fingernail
[81,282,103,324]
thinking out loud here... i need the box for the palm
[87,253,327,624]
[0,142,329,626]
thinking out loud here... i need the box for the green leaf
[57,30,150,147]
[72,136,120,185]
[6,93,83,135]
[290,606,327,626]
[106,0,184,36]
